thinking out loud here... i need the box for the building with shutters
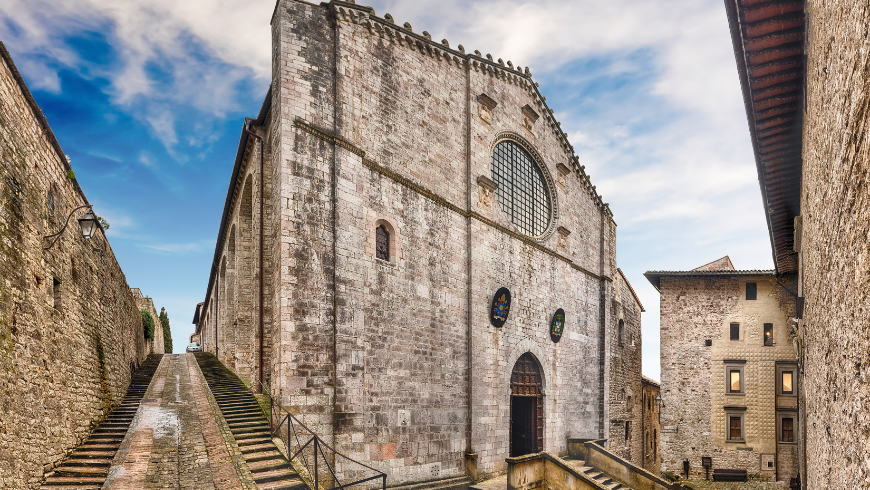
[189,0,645,487]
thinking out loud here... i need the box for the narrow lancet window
[376,225,390,261]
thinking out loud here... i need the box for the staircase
[194,353,308,490]
[40,354,163,490]
[565,458,634,489]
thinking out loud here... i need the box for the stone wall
[0,42,148,489]
[608,270,644,466]
[132,289,164,355]
[656,274,797,482]
[200,0,630,487]
[801,1,870,487]
[641,378,660,475]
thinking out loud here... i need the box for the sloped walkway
[40,354,162,490]
[194,353,308,490]
[102,354,258,489]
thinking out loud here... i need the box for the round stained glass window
[491,140,552,236]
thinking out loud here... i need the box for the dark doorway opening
[510,352,543,457]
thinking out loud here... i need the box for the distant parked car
[186,343,202,353]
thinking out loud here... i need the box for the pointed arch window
[376,225,390,261]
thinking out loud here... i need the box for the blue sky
[0,0,772,379]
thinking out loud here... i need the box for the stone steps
[40,354,162,489]
[194,353,310,490]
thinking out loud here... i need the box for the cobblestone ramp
[195,353,309,490]
[39,354,164,490]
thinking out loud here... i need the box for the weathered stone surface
[0,42,149,489]
[194,1,641,487]
[654,272,797,482]
[641,376,660,474]
[132,288,164,356]
[801,2,870,487]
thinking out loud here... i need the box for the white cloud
[0,0,273,150]
[1,0,771,379]
[140,240,215,254]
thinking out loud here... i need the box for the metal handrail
[229,353,387,490]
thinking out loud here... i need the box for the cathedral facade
[191,1,642,486]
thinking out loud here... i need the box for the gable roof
[692,255,735,271]
[724,0,805,274]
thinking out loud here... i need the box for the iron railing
[230,353,387,490]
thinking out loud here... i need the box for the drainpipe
[245,122,265,393]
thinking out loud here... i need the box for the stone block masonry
[195,0,642,487]
[801,1,870,487]
[0,42,150,488]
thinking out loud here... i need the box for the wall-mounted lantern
[44,205,102,250]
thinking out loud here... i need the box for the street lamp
[44,205,102,250]
[655,394,663,408]
[77,209,100,240]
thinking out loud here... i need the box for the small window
[727,414,744,441]
[618,319,625,345]
[625,421,630,441]
[375,225,390,261]
[764,323,774,346]
[781,417,794,442]
[725,361,745,394]
[730,370,741,392]
[47,190,55,213]
[782,371,794,395]
[53,277,62,310]
[746,282,757,300]
[729,416,741,439]
[730,323,740,341]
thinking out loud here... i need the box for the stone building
[645,257,798,482]
[640,376,660,475]
[608,268,645,466]
[0,42,150,489]
[131,288,164,355]
[724,0,870,487]
[190,0,643,487]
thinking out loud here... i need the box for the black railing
[231,354,386,490]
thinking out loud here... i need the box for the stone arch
[219,256,228,365]
[366,215,402,262]
[227,226,237,370]
[510,352,544,456]
[505,337,549,393]
[236,175,255,381]
[489,131,559,242]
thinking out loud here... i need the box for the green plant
[159,308,172,353]
[65,169,76,180]
[98,217,110,230]
[141,310,155,340]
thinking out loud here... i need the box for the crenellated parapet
[325,0,613,219]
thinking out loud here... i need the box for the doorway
[510,352,543,457]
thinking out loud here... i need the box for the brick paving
[102,354,256,489]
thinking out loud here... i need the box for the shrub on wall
[141,310,155,340]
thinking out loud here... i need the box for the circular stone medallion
[490,287,512,328]
[550,308,565,343]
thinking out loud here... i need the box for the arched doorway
[510,352,543,457]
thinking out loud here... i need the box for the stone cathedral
[191,0,644,487]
